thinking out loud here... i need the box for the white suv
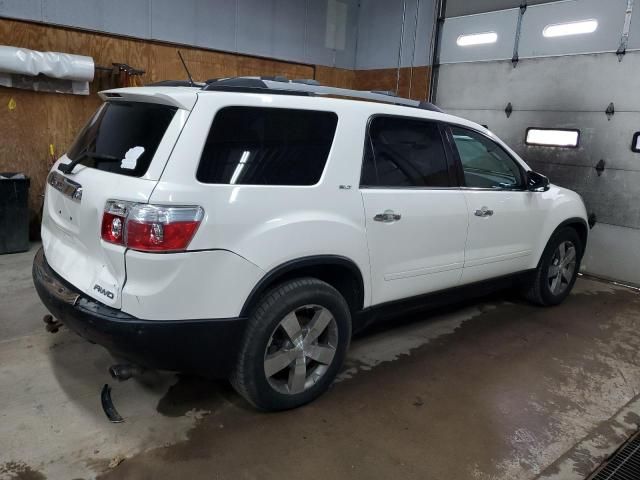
[33,77,588,411]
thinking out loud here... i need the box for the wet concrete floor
[1,245,639,479]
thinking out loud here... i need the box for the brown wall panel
[0,19,314,237]
[0,18,433,239]
[315,65,357,90]
[354,66,430,101]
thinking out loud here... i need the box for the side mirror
[527,171,550,192]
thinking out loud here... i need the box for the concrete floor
[1,245,640,480]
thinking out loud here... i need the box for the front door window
[450,126,523,189]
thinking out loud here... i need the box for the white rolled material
[0,45,94,81]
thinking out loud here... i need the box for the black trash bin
[0,173,30,254]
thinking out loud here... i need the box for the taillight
[101,201,130,245]
[126,204,204,252]
[101,201,204,253]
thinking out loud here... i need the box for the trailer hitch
[43,314,63,333]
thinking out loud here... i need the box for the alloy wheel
[263,304,338,395]
[548,240,577,295]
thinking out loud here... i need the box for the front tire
[524,227,583,306]
[230,277,351,411]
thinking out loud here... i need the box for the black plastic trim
[632,132,640,153]
[33,248,247,378]
[147,80,205,87]
[441,122,466,187]
[550,217,589,251]
[240,255,365,318]
[203,86,311,97]
[355,269,536,333]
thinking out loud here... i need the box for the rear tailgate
[41,88,196,308]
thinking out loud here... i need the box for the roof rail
[147,79,205,87]
[202,76,443,112]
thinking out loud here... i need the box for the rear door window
[67,101,177,177]
[361,116,451,188]
[196,107,338,186]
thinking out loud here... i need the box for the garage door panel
[442,109,640,173]
[437,9,640,284]
[629,2,640,50]
[440,109,640,229]
[437,52,640,112]
[583,223,640,287]
[527,161,640,229]
[440,9,519,64]
[519,0,627,58]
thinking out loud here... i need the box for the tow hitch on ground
[100,364,145,422]
[100,384,124,423]
[42,314,62,333]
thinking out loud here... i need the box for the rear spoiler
[98,87,198,111]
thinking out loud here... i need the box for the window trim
[525,127,580,149]
[359,114,461,190]
[446,124,528,192]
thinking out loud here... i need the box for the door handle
[474,206,494,217]
[374,210,402,223]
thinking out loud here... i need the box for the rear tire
[230,277,351,411]
[524,227,583,306]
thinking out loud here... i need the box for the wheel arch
[538,217,589,265]
[240,255,366,318]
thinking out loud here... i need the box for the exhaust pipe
[109,364,144,381]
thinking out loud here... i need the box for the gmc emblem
[93,284,115,300]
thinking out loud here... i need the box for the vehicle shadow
[46,329,249,419]
[354,287,524,338]
[46,287,526,420]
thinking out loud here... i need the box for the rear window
[67,101,177,177]
[196,107,338,186]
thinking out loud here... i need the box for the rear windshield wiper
[58,152,122,174]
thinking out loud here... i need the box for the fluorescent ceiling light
[526,129,579,147]
[457,32,498,47]
[229,150,250,184]
[543,19,598,38]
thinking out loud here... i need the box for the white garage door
[435,0,640,286]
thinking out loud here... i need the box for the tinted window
[67,102,177,177]
[197,107,338,185]
[451,126,523,189]
[361,116,450,188]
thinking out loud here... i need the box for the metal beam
[428,0,447,103]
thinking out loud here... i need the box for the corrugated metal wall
[355,0,436,69]
[435,0,640,285]
[0,0,360,68]
[0,0,439,70]
[445,0,564,17]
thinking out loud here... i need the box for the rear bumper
[32,247,247,378]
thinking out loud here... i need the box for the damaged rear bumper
[32,247,246,378]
